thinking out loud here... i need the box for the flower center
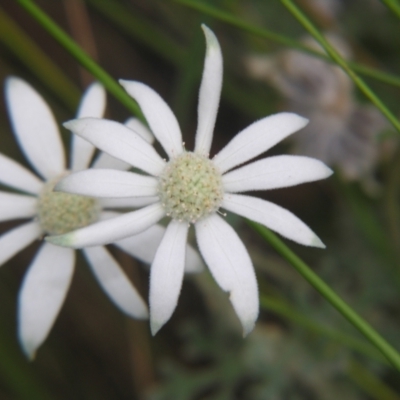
[37,174,101,235]
[158,152,224,223]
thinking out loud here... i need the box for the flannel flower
[0,77,202,358]
[49,25,333,336]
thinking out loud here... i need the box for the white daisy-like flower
[0,77,203,358]
[48,25,333,336]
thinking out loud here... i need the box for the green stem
[343,185,391,257]
[384,149,400,254]
[17,0,144,120]
[87,0,185,64]
[172,18,206,126]
[173,0,400,88]
[381,0,400,19]
[341,182,400,287]
[249,221,400,371]
[348,359,400,400]
[279,0,400,134]
[0,5,79,110]
[88,0,275,119]
[260,295,387,364]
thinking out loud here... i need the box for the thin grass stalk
[17,0,144,120]
[173,0,400,88]
[279,0,400,134]
[250,221,400,371]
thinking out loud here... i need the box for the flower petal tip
[311,235,326,249]
[150,320,163,336]
[53,181,64,192]
[5,76,21,90]
[242,320,256,338]
[137,308,150,320]
[326,166,334,177]
[62,119,78,130]
[239,309,257,338]
[5,76,34,97]
[45,233,75,248]
[189,262,205,274]
[279,112,309,128]
[20,341,37,361]
[201,24,219,50]
[296,114,309,128]
[119,79,136,90]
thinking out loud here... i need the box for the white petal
[114,224,165,264]
[99,211,119,221]
[5,77,65,179]
[114,224,204,273]
[71,82,106,171]
[0,153,43,194]
[18,242,75,358]
[76,82,106,119]
[222,193,325,248]
[149,220,189,335]
[119,80,183,158]
[195,214,258,335]
[0,221,41,266]
[92,152,132,171]
[100,196,159,209]
[46,203,165,248]
[83,246,148,319]
[124,117,154,144]
[213,113,309,173]
[222,155,333,193]
[56,169,158,198]
[194,25,223,156]
[0,192,37,222]
[64,118,165,176]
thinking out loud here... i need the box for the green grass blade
[279,0,400,133]
[250,221,400,371]
[260,295,387,364]
[173,0,400,88]
[17,0,144,120]
[0,6,79,110]
[381,0,400,19]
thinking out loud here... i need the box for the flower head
[0,77,203,358]
[49,25,332,336]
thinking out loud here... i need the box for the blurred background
[1,0,400,399]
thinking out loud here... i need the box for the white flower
[0,77,203,358]
[48,25,333,336]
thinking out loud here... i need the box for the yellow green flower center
[158,152,224,223]
[37,175,101,235]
